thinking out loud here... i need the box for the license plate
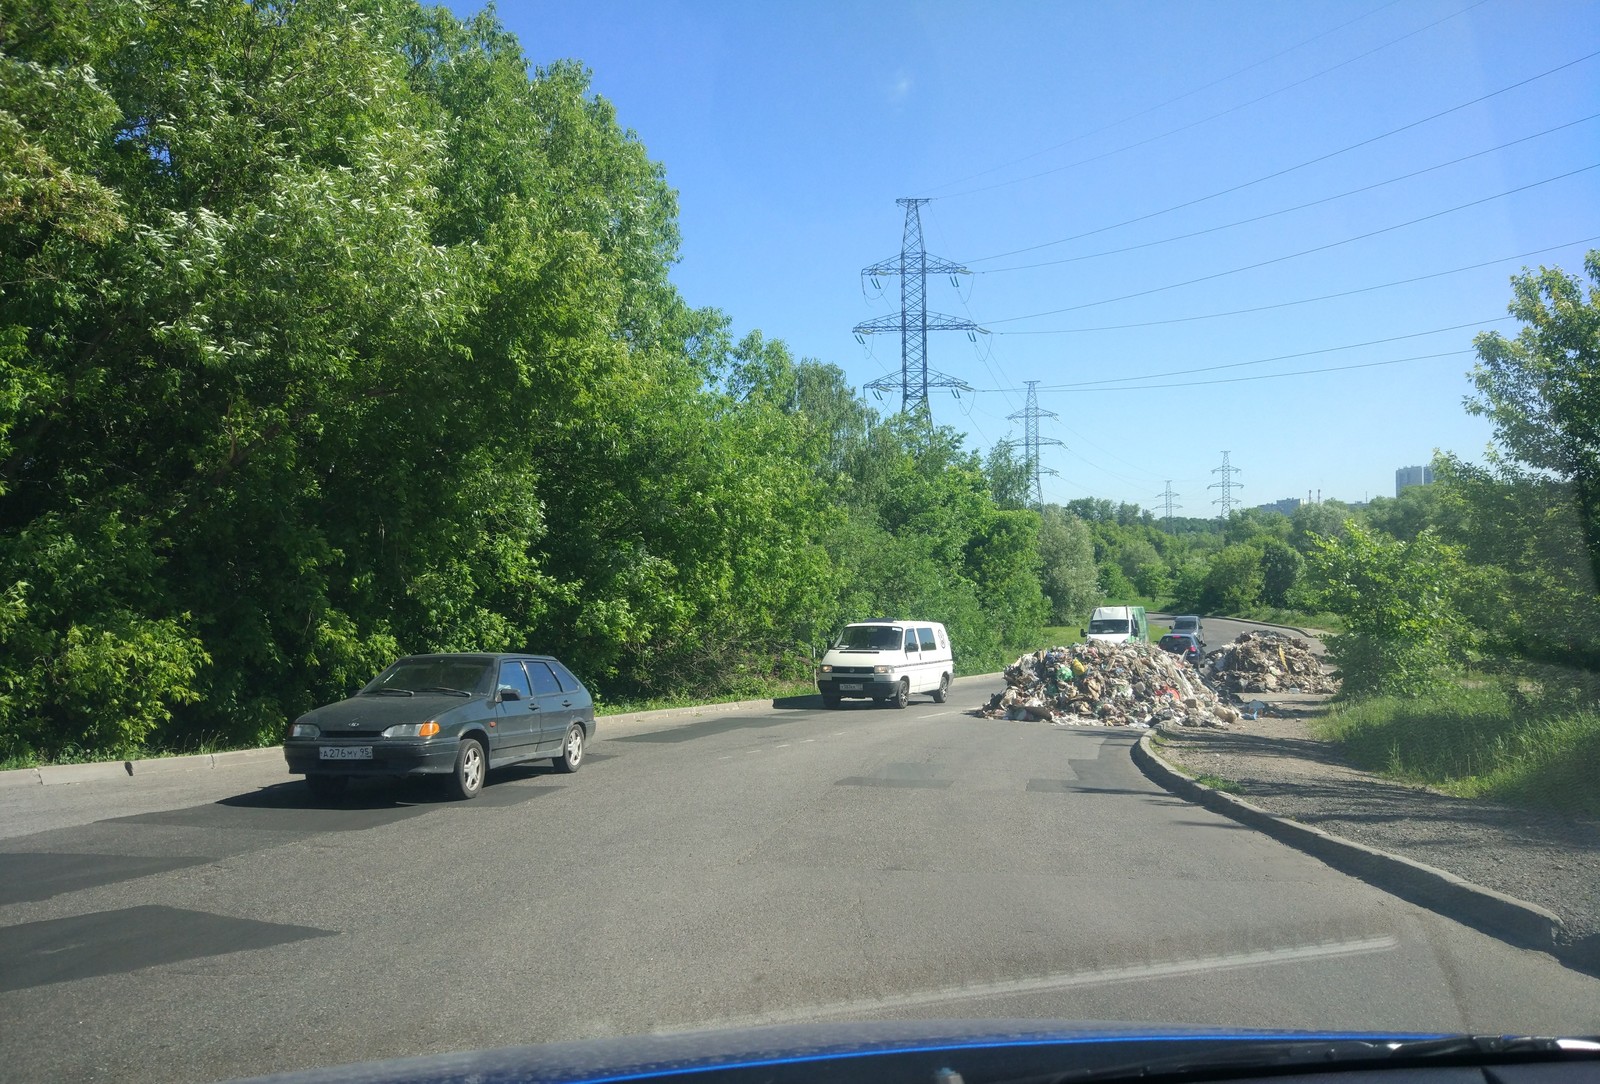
[839,683,863,691]
[320,746,372,761]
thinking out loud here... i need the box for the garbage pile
[1205,630,1338,694]
[982,641,1239,728]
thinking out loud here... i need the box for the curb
[1131,729,1565,955]
[0,676,1003,788]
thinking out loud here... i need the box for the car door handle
[561,700,572,707]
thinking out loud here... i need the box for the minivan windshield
[1089,619,1132,635]
[836,625,903,650]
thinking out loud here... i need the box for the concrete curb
[0,676,1004,787]
[1131,729,1565,955]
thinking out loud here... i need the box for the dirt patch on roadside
[1156,691,1600,960]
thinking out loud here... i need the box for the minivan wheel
[305,774,347,799]
[448,738,486,799]
[821,692,840,709]
[932,673,950,704]
[553,723,585,773]
[891,678,909,709]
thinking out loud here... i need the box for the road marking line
[684,935,1398,1029]
[921,710,958,718]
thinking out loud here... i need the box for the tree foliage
[0,1,1042,759]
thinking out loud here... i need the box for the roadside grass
[1225,606,1345,634]
[596,678,817,716]
[1315,682,1600,817]
[1194,773,1244,794]
[0,732,236,772]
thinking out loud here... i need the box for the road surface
[2,638,1596,1082]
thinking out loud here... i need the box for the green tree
[1256,537,1304,608]
[1306,524,1467,696]
[1200,543,1263,613]
[1467,252,1600,594]
[1036,505,1099,624]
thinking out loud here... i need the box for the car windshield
[836,625,903,650]
[3,2,1597,1080]
[364,659,492,696]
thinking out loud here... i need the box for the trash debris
[982,641,1233,728]
[1204,630,1338,695]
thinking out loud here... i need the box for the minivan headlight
[382,721,441,738]
[820,664,833,673]
[289,722,319,738]
[874,664,892,674]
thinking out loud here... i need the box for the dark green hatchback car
[284,653,594,800]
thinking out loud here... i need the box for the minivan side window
[904,630,919,652]
[918,627,937,651]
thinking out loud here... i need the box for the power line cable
[996,236,1600,333]
[962,48,1600,262]
[939,0,1509,203]
[921,0,1407,195]
[990,350,1475,393]
[977,114,1600,275]
[984,317,1511,392]
[984,164,1600,325]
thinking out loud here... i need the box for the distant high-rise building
[1395,464,1434,497]
[1257,497,1301,516]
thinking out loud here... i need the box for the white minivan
[816,619,954,708]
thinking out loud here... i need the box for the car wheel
[821,692,840,708]
[931,673,950,704]
[553,723,585,773]
[305,774,347,799]
[448,737,486,799]
[891,678,909,709]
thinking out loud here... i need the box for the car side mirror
[497,686,521,702]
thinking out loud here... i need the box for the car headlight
[819,664,833,673]
[382,721,440,738]
[289,722,319,738]
[874,664,892,674]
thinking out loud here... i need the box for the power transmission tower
[1157,481,1180,527]
[1209,451,1243,518]
[1007,380,1063,508]
[853,198,982,415]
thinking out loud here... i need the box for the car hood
[296,693,486,731]
[218,1019,1600,1084]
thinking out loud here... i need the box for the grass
[1227,605,1346,634]
[1194,773,1244,794]
[595,677,817,716]
[1316,680,1600,817]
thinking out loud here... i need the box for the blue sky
[469,0,1599,512]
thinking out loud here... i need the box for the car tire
[448,737,486,799]
[305,774,347,799]
[821,692,840,708]
[553,723,585,773]
[891,678,909,709]
[931,673,950,704]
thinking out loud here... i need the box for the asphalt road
[3,642,1597,1083]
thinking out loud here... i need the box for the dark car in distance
[1157,632,1204,666]
[284,653,594,800]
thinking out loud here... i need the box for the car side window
[904,630,919,652]
[525,661,562,696]
[497,661,533,701]
[547,660,581,692]
[918,627,937,651]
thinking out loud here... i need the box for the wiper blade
[1025,1035,1600,1084]
[415,686,471,697]
[367,688,415,697]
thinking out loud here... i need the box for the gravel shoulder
[1155,690,1600,960]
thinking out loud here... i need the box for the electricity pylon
[853,198,981,415]
[1209,451,1243,518]
[1157,481,1180,527]
[1007,380,1062,508]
